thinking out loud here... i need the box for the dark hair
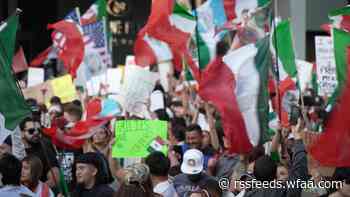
[74,152,114,186]
[145,151,170,177]
[254,155,277,181]
[20,116,40,131]
[168,165,181,178]
[0,153,22,185]
[171,124,186,142]
[154,109,170,121]
[186,124,202,134]
[72,99,82,108]
[22,155,43,186]
[216,40,229,56]
[247,145,265,164]
[65,103,83,121]
[50,96,61,105]
[200,179,223,197]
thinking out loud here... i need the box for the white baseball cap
[181,149,204,175]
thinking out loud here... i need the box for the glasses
[25,128,40,135]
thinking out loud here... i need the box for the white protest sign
[86,73,107,96]
[27,68,44,87]
[315,36,337,96]
[106,68,124,94]
[158,61,172,92]
[197,113,210,131]
[296,60,313,92]
[150,90,165,112]
[122,65,159,114]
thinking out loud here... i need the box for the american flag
[82,21,111,65]
[64,8,81,24]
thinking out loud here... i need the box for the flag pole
[190,0,202,76]
[272,0,282,122]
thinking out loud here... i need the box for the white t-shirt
[154,180,178,197]
[0,185,35,197]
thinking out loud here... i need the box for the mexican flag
[81,0,107,25]
[309,28,350,167]
[135,0,196,71]
[198,37,270,153]
[271,19,298,126]
[322,6,350,33]
[0,14,31,137]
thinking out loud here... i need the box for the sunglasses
[25,128,41,135]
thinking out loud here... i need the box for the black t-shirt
[56,148,83,188]
[72,184,114,197]
[25,138,59,181]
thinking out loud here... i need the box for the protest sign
[106,67,124,94]
[27,68,44,87]
[296,60,313,92]
[315,36,337,97]
[86,73,107,96]
[150,90,164,112]
[158,61,172,92]
[122,65,159,114]
[112,120,168,158]
[51,75,78,103]
[22,81,53,105]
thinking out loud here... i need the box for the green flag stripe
[258,0,272,7]
[272,20,297,78]
[0,14,31,130]
[173,3,195,20]
[255,37,271,144]
[329,6,350,17]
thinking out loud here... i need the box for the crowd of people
[0,62,349,197]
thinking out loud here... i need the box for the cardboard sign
[315,36,337,96]
[112,120,168,158]
[27,68,44,87]
[51,75,78,103]
[22,81,53,105]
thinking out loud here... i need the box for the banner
[112,120,168,158]
[315,36,337,96]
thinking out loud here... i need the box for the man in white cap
[173,149,215,197]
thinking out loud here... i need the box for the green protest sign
[112,120,168,158]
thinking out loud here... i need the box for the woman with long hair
[21,155,55,197]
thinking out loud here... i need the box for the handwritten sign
[122,65,159,114]
[51,75,78,103]
[315,36,337,96]
[112,120,168,158]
